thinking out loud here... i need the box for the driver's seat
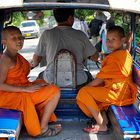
[54,49,87,121]
[54,49,76,89]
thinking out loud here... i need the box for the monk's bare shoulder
[0,54,12,83]
[0,54,12,69]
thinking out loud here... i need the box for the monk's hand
[30,61,36,69]
[87,78,104,87]
[23,84,47,92]
[35,82,49,87]
[30,60,39,70]
[87,81,94,86]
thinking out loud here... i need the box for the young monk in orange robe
[76,25,137,134]
[0,26,61,137]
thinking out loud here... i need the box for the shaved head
[2,26,22,40]
[107,25,125,38]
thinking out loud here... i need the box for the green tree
[11,10,52,27]
[10,12,25,27]
[43,10,52,18]
[75,9,94,24]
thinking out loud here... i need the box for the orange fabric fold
[77,50,137,117]
[0,54,59,136]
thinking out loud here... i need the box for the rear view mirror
[27,11,44,20]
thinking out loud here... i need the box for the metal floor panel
[19,122,115,140]
[19,47,112,140]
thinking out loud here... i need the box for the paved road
[19,26,47,62]
[19,38,39,62]
[19,37,45,81]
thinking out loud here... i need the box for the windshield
[21,22,36,27]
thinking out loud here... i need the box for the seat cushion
[0,108,22,139]
[110,105,140,135]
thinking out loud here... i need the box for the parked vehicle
[20,20,40,38]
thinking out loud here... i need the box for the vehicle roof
[0,0,140,14]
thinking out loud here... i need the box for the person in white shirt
[31,8,99,87]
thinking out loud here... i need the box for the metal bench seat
[109,104,140,140]
[108,61,140,140]
[0,108,22,140]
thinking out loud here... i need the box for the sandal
[50,123,62,128]
[83,125,111,135]
[87,118,96,127]
[37,126,61,138]
[83,127,111,135]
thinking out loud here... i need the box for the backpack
[89,18,103,37]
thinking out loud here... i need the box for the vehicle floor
[19,46,112,140]
[19,121,116,140]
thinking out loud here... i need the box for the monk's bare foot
[83,124,108,134]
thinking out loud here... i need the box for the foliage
[86,15,94,25]
[111,12,129,34]
[136,26,140,45]
[75,9,94,19]
[11,9,94,26]
[75,9,94,24]
[10,12,25,27]
[10,9,140,45]
[43,10,52,18]
[10,10,52,27]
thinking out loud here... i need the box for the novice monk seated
[76,25,137,134]
[0,26,61,137]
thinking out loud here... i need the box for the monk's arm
[90,51,99,62]
[87,78,104,87]
[0,56,23,92]
[126,32,133,52]
[0,80,46,93]
[0,56,45,92]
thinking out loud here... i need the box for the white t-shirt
[35,26,96,85]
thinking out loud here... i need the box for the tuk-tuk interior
[0,0,140,140]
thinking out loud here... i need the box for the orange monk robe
[0,54,60,137]
[76,50,137,117]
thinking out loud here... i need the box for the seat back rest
[54,49,77,89]
[133,64,140,86]
[108,48,140,140]
[54,49,88,121]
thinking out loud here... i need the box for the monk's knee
[51,84,60,92]
[50,85,60,99]
[20,92,30,99]
[76,86,88,100]
[55,90,61,100]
